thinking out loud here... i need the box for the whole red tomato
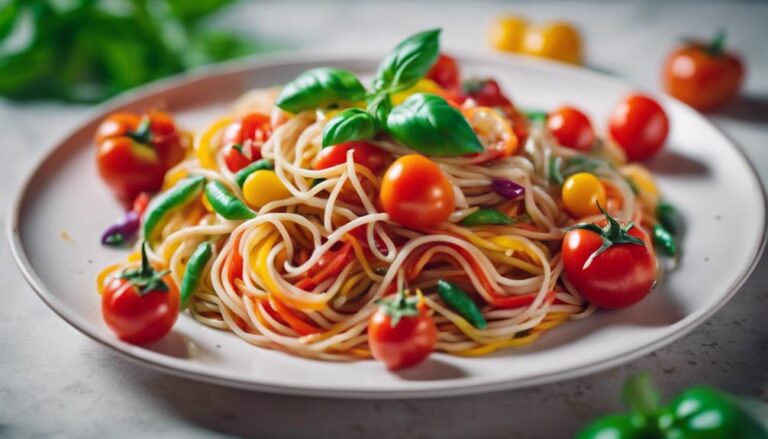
[427,53,461,91]
[369,290,437,370]
[547,106,595,151]
[663,32,744,112]
[96,110,185,205]
[101,244,179,344]
[380,155,455,229]
[609,94,669,162]
[562,210,657,308]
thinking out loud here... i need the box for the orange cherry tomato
[609,94,669,162]
[546,106,595,151]
[380,155,455,229]
[462,106,518,163]
[663,32,744,112]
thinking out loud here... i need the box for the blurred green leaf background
[0,0,265,103]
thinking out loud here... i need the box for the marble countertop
[2,1,767,437]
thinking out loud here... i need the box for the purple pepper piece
[101,210,141,246]
[491,179,525,200]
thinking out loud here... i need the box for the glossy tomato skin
[101,276,180,344]
[663,44,744,112]
[609,95,669,162]
[96,110,184,205]
[562,225,656,308]
[369,306,437,370]
[427,53,461,91]
[221,112,271,172]
[380,155,455,229]
[546,106,595,151]
[314,142,391,173]
[97,137,167,204]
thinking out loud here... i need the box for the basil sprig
[288,28,483,157]
[322,108,379,147]
[372,28,441,92]
[275,67,366,113]
[386,93,483,156]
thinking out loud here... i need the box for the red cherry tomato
[546,106,595,151]
[369,298,437,370]
[96,110,185,205]
[562,221,656,309]
[380,155,455,229]
[101,249,180,344]
[609,94,669,161]
[663,32,744,112]
[313,141,391,173]
[427,53,461,91]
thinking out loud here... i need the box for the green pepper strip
[205,180,256,220]
[143,176,206,241]
[656,201,680,235]
[180,242,212,309]
[460,209,515,226]
[652,224,677,257]
[436,280,487,329]
[234,159,273,188]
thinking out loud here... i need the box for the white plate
[8,53,766,399]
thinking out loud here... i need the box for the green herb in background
[0,0,265,103]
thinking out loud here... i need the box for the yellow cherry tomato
[242,170,291,208]
[621,164,659,200]
[521,22,583,65]
[562,172,606,218]
[488,15,528,53]
[390,79,443,105]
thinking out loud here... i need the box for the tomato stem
[569,203,645,269]
[127,117,153,145]
[707,29,726,56]
[376,287,419,327]
[119,241,170,295]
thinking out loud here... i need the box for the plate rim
[7,50,768,399]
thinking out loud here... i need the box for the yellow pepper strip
[254,233,326,311]
[348,348,371,358]
[390,79,443,105]
[196,116,233,170]
[340,272,369,298]
[483,249,544,275]
[488,236,546,265]
[162,168,188,191]
[96,263,122,293]
[453,332,542,357]
[127,251,141,262]
[346,234,378,281]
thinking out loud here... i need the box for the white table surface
[2,1,767,437]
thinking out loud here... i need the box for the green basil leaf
[522,109,548,125]
[368,93,392,128]
[386,93,483,156]
[461,209,515,226]
[276,67,366,113]
[322,108,379,147]
[373,28,440,92]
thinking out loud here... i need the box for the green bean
[143,176,205,240]
[436,280,487,329]
[204,180,255,220]
[180,242,213,309]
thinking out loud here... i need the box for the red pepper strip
[295,242,353,291]
[132,192,151,215]
[227,233,244,285]
[260,300,287,325]
[270,297,323,335]
[488,290,555,309]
